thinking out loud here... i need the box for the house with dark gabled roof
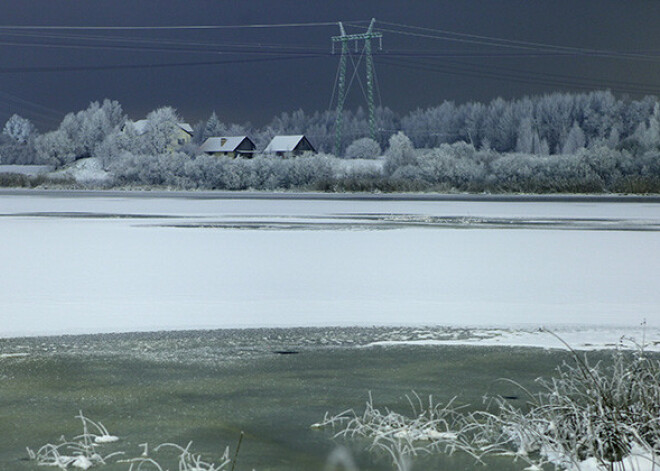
[264,135,315,157]
[199,136,256,158]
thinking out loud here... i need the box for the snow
[0,165,54,176]
[549,444,659,471]
[0,194,658,338]
[199,136,250,153]
[264,135,306,153]
[365,326,660,352]
[48,158,110,185]
[93,435,119,444]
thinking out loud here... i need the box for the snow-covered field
[1,192,659,341]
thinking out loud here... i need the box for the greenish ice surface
[0,327,610,471]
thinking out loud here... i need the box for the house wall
[175,128,192,146]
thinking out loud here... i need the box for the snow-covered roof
[264,135,307,153]
[200,136,251,153]
[131,119,193,136]
[177,123,194,135]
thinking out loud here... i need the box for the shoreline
[1,187,660,203]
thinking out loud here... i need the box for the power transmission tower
[331,18,382,155]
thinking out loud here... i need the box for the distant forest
[1,90,659,193]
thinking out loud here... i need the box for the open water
[0,327,596,471]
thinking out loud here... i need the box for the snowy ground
[0,192,658,340]
[0,165,54,176]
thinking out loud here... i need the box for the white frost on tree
[345,137,381,159]
[562,121,587,154]
[34,99,125,167]
[136,107,183,155]
[515,118,535,154]
[384,132,417,176]
[605,127,621,149]
[34,129,78,166]
[3,114,35,144]
[634,103,660,150]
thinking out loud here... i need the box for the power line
[0,29,330,52]
[0,54,326,75]
[0,39,332,57]
[376,56,660,95]
[367,21,660,63]
[0,21,363,31]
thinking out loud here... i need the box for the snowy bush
[314,393,475,471]
[476,336,660,471]
[384,132,417,176]
[416,143,486,189]
[27,411,239,471]
[345,137,382,159]
[319,336,660,471]
[34,129,79,167]
[0,134,40,164]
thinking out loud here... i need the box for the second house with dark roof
[264,135,316,157]
[199,136,257,158]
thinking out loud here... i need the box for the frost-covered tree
[562,121,587,154]
[606,127,620,149]
[34,99,125,167]
[135,107,182,155]
[60,99,125,159]
[34,130,78,166]
[515,118,535,154]
[3,114,35,144]
[204,112,223,139]
[634,103,660,151]
[345,137,381,159]
[384,132,416,176]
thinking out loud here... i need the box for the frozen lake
[1,191,659,339]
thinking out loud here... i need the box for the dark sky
[1,0,659,131]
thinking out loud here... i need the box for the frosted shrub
[34,130,79,167]
[578,146,634,187]
[383,132,417,176]
[489,153,604,193]
[319,335,660,471]
[249,155,286,190]
[109,152,189,187]
[28,412,242,471]
[345,137,381,159]
[390,164,425,183]
[278,153,334,188]
[476,338,660,471]
[417,144,486,189]
[27,411,123,469]
[314,393,478,471]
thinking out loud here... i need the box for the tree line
[1,90,659,193]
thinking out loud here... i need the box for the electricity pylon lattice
[332,18,382,156]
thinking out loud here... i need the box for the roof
[132,119,193,136]
[264,135,308,153]
[177,122,194,135]
[199,136,251,153]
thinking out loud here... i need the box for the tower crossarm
[331,31,383,43]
